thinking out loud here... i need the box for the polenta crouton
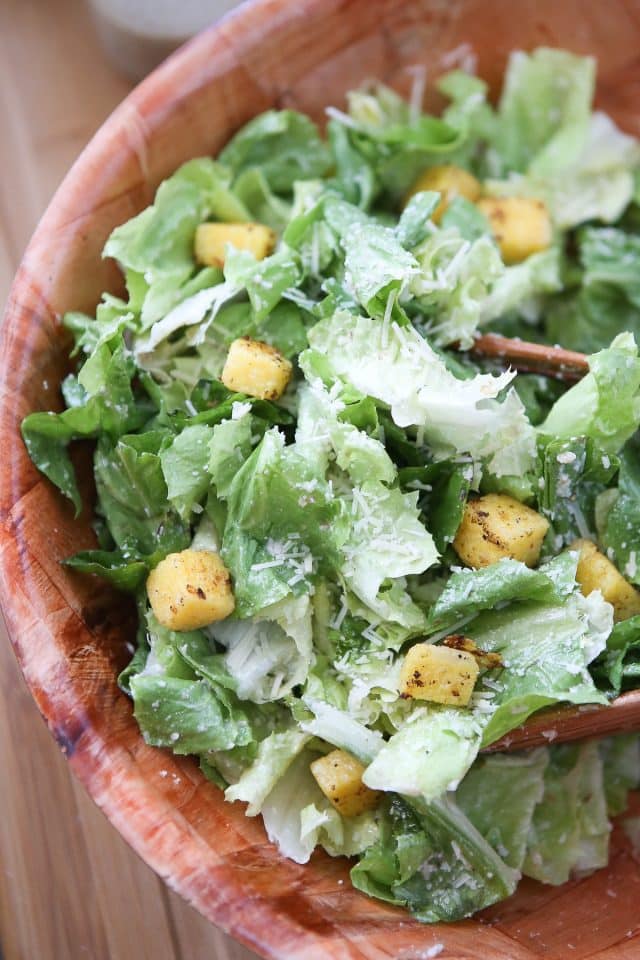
[399,642,479,706]
[221,337,292,400]
[453,494,549,568]
[146,549,235,631]
[476,196,552,264]
[194,222,276,267]
[571,539,640,622]
[310,749,381,817]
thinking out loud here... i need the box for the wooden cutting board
[0,1,256,957]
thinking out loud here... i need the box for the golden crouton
[571,539,640,622]
[310,749,381,817]
[399,642,479,707]
[194,222,276,267]
[405,164,481,222]
[453,494,549,569]
[146,549,235,631]
[221,337,292,401]
[476,196,552,264]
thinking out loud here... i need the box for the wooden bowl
[3,1,640,956]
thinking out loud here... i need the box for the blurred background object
[87,0,244,79]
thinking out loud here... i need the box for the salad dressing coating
[20,46,640,923]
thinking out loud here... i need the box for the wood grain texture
[0,2,256,958]
[2,1,640,958]
[468,334,589,381]
[486,691,640,754]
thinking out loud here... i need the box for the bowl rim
[5,3,640,957]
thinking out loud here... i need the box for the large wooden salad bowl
[3,1,640,956]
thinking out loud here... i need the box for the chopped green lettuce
[539,436,619,549]
[601,734,640,815]
[539,333,640,455]
[484,48,640,228]
[470,590,611,746]
[495,47,595,176]
[225,728,311,814]
[129,613,254,754]
[362,708,483,800]
[456,749,548,869]
[21,46,640,927]
[104,158,249,327]
[426,554,577,634]
[523,741,610,884]
[303,311,537,478]
[600,441,640,584]
[351,794,519,921]
[219,110,331,194]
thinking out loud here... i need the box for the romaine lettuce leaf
[523,741,609,884]
[219,110,331,194]
[351,794,519,922]
[409,229,503,347]
[22,333,151,513]
[104,158,249,327]
[456,749,548,870]
[478,246,562,330]
[340,480,438,627]
[221,428,348,616]
[547,228,640,352]
[592,614,640,694]
[470,591,611,746]
[426,553,577,634]
[231,167,292,231]
[295,381,396,485]
[94,432,190,557]
[225,728,311,814]
[340,85,466,199]
[259,749,331,863]
[600,441,640,584]
[545,283,640,355]
[326,119,378,209]
[538,437,619,550]
[437,71,497,168]
[488,112,640,229]
[159,423,213,521]
[484,49,640,228]
[303,310,537,478]
[495,47,595,176]
[64,548,149,591]
[539,332,640,455]
[580,227,640,308]
[395,191,440,248]
[130,673,253,754]
[362,708,483,800]
[300,698,384,764]
[211,594,313,702]
[601,734,640,816]
[129,613,254,754]
[208,411,255,498]
[342,220,419,319]
[299,801,380,860]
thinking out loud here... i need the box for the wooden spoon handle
[468,333,589,381]
[483,691,640,753]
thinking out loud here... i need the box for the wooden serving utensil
[485,691,640,753]
[463,332,640,752]
[467,332,590,381]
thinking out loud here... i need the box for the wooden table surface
[0,2,258,958]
